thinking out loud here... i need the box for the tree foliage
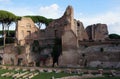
[0,10,54,47]
[0,30,15,37]
[0,10,18,46]
[25,15,53,28]
[109,34,120,39]
[0,10,17,23]
[0,37,15,46]
[0,30,15,46]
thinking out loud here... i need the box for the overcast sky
[0,0,120,34]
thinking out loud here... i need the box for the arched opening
[17,58,23,66]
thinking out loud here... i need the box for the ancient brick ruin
[0,6,120,68]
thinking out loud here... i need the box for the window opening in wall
[100,48,104,52]
[82,53,86,57]
[77,22,80,26]
[27,31,31,38]
[17,58,23,66]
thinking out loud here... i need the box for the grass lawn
[0,68,78,79]
[0,68,119,79]
[0,69,13,79]
[33,72,78,79]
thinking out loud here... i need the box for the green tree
[109,34,120,39]
[0,30,15,46]
[0,10,17,46]
[25,16,53,29]
[7,16,21,36]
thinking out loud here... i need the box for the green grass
[0,68,120,79]
[0,69,78,79]
[0,69,13,79]
[33,72,77,79]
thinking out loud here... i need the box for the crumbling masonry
[1,6,120,68]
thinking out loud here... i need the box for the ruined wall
[3,44,16,65]
[57,6,79,66]
[63,6,76,35]
[75,20,89,41]
[2,44,28,66]
[16,17,40,45]
[13,5,120,68]
[46,6,75,39]
[86,23,108,41]
[45,6,79,66]
[59,30,79,66]
[78,44,120,68]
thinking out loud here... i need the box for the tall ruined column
[58,6,79,67]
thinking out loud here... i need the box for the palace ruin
[0,6,120,68]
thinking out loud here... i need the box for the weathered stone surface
[58,6,79,66]
[75,20,89,41]
[79,44,120,68]
[46,5,75,38]
[1,5,120,68]
[2,44,27,66]
[16,17,40,46]
[59,49,79,67]
[86,23,108,41]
